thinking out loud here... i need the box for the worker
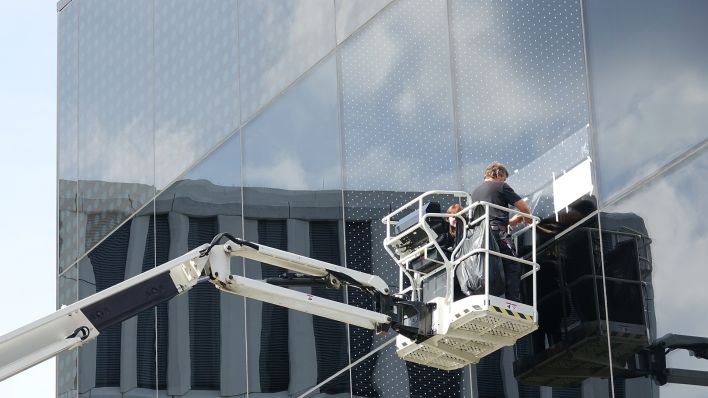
[470,162,531,301]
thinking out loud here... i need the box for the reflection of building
[56,0,708,397]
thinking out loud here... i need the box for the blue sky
[0,2,57,396]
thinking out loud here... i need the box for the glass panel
[599,150,708,397]
[339,0,457,193]
[155,133,244,395]
[239,0,335,122]
[57,266,78,398]
[242,55,340,193]
[58,1,79,273]
[77,204,155,396]
[584,1,708,203]
[77,0,155,259]
[339,1,464,394]
[154,0,240,190]
[515,214,618,396]
[241,53,347,395]
[344,340,471,398]
[449,0,590,196]
[335,0,392,44]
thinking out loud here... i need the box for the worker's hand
[509,215,523,227]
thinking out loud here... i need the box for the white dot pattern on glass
[58,1,79,182]
[58,2,80,273]
[334,0,392,44]
[77,0,155,258]
[449,0,590,192]
[56,266,78,395]
[339,0,458,193]
[239,0,336,122]
[78,0,154,186]
[154,0,239,190]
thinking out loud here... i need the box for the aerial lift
[1,190,705,390]
[0,191,540,382]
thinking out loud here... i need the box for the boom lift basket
[382,191,540,369]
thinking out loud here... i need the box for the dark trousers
[492,228,521,301]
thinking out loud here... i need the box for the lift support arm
[0,235,393,382]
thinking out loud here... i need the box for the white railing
[382,191,540,311]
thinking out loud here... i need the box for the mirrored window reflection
[76,205,157,396]
[58,2,79,273]
[57,266,78,398]
[239,0,335,122]
[515,214,616,396]
[334,0,392,44]
[585,1,708,203]
[339,0,457,193]
[599,151,708,397]
[77,0,155,258]
[241,52,347,395]
[346,341,471,398]
[154,0,239,190]
[449,0,590,193]
[155,132,244,395]
[242,55,341,193]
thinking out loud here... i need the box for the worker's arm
[509,198,532,226]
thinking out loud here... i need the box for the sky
[0,1,57,396]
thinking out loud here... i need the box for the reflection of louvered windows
[88,220,132,387]
[309,221,349,393]
[188,216,220,390]
[257,219,290,392]
[136,215,170,389]
[345,221,378,397]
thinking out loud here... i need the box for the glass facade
[56,0,708,397]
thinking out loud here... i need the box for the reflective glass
[57,266,78,398]
[585,1,708,203]
[242,55,340,193]
[77,204,157,396]
[340,1,463,393]
[241,53,348,395]
[77,0,155,259]
[599,150,708,397]
[154,0,240,190]
[334,0,392,44]
[239,0,335,122]
[58,1,79,273]
[339,0,457,193]
[346,340,471,398]
[155,133,244,395]
[449,0,590,194]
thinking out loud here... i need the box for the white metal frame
[382,191,541,368]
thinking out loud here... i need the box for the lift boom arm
[0,235,392,382]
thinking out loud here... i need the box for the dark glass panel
[516,214,615,394]
[584,0,708,202]
[188,216,221,390]
[309,221,350,393]
[77,204,156,395]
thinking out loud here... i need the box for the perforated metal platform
[396,295,537,370]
